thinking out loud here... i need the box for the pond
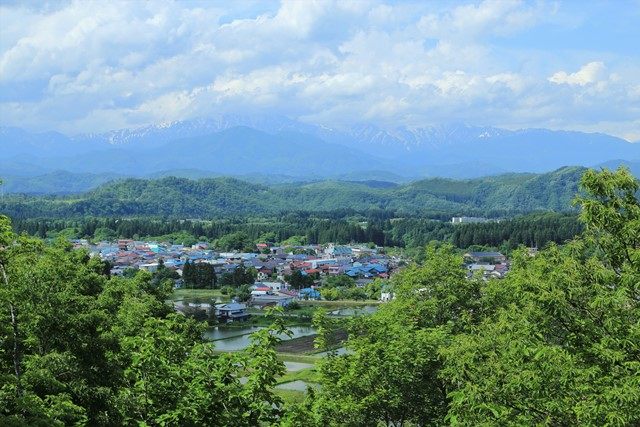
[204,326,264,341]
[315,347,350,357]
[275,380,319,392]
[207,325,317,352]
[282,361,314,372]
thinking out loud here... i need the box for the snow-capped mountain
[2,116,639,186]
[73,115,315,146]
[69,115,521,154]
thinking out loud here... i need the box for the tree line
[11,212,582,251]
[0,166,584,220]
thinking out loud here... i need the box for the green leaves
[443,168,640,426]
[0,214,289,426]
[307,168,640,426]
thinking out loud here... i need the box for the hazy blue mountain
[594,159,640,177]
[323,124,639,173]
[0,126,107,157]
[72,114,314,146]
[2,127,391,177]
[1,117,638,180]
[0,171,125,194]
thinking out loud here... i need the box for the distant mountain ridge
[1,166,591,219]
[1,116,639,183]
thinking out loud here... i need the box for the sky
[0,0,639,140]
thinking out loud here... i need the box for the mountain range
[1,115,639,194]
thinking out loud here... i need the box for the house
[467,263,495,272]
[451,216,491,224]
[299,288,321,300]
[139,262,160,273]
[251,294,295,308]
[251,286,272,296]
[327,265,345,275]
[215,303,250,323]
[355,278,374,287]
[324,245,353,260]
[255,281,284,292]
[309,259,338,268]
[380,291,394,302]
[270,246,285,255]
[256,243,270,251]
[464,251,506,264]
[117,239,134,250]
[257,266,273,281]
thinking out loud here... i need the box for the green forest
[0,166,585,219]
[1,167,638,425]
[2,166,589,253]
[11,211,583,252]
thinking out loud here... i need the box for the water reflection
[275,380,319,391]
[206,325,317,351]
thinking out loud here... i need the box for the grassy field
[275,362,320,405]
[298,299,381,308]
[170,288,227,301]
[277,353,321,363]
[273,389,306,405]
[277,366,320,385]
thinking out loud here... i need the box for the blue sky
[0,0,638,140]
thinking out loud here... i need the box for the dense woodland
[0,166,585,219]
[11,212,582,252]
[1,167,638,425]
[1,166,588,251]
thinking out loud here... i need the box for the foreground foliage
[288,167,639,426]
[1,167,637,426]
[0,220,287,426]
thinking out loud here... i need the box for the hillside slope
[0,167,591,219]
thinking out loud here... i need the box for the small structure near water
[215,302,250,323]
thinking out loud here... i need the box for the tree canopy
[289,167,640,426]
[0,218,287,426]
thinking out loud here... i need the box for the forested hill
[1,166,587,219]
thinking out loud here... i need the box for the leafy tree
[323,275,355,288]
[233,285,252,303]
[319,287,339,301]
[308,243,476,426]
[151,259,179,292]
[183,261,217,289]
[364,279,384,300]
[281,235,307,246]
[0,214,290,426]
[285,270,315,290]
[256,231,277,244]
[215,232,253,252]
[441,167,640,425]
[93,226,117,242]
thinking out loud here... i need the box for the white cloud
[0,0,638,139]
[548,61,607,86]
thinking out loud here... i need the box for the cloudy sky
[1,0,639,140]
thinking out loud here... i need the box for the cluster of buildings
[78,238,398,295]
[73,238,515,322]
[463,251,510,279]
[451,216,495,224]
